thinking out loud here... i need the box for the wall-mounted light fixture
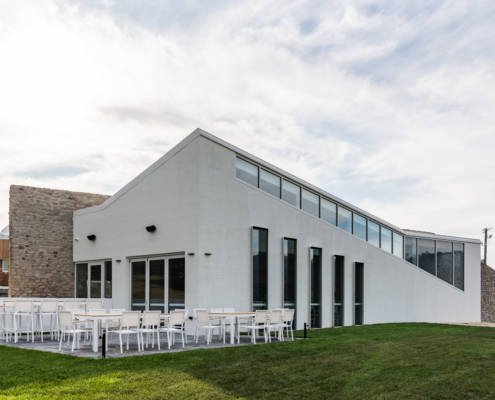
[188,253,194,256]
[205,253,212,256]
[74,238,79,242]
[87,235,96,241]
[116,260,121,263]
[146,225,156,232]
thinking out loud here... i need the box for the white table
[208,312,256,344]
[75,313,121,352]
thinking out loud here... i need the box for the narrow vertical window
[75,263,88,298]
[282,180,301,208]
[104,261,112,298]
[405,237,418,265]
[454,242,464,290]
[2,259,9,272]
[321,198,337,226]
[368,221,380,248]
[353,214,367,241]
[302,189,320,217]
[355,263,364,326]
[310,248,322,328]
[437,241,453,285]
[334,256,344,327]
[381,227,392,253]
[236,157,259,187]
[90,264,102,298]
[169,258,185,311]
[338,206,352,234]
[393,233,404,259]
[253,228,268,311]
[284,238,297,327]
[418,239,436,275]
[260,169,281,198]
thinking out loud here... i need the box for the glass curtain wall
[284,238,297,327]
[338,207,352,234]
[405,237,417,265]
[236,157,258,187]
[76,263,88,298]
[282,180,301,208]
[260,169,280,198]
[104,261,112,298]
[334,256,344,327]
[169,258,185,310]
[310,248,322,328]
[437,241,453,284]
[302,189,320,217]
[418,239,436,275]
[253,228,268,311]
[454,243,464,290]
[381,228,392,253]
[354,215,367,241]
[393,233,404,259]
[368,221,380,248]
[321,198,337,226]
[90,264,101,298]
[355,263,364,326]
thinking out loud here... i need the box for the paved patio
[0,332,290,359]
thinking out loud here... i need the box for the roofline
[74,127,482,245]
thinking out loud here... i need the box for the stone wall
[9,185,110,297]
[481,263,495,322]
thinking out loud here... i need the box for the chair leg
[40,315,43,342]
[119,334,123,353]
[181,330,184,348]
[71,333,76,352]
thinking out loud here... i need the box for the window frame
[74,259,112,299]
[252,227,269,311]
[2,259,8,273]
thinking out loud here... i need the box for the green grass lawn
[1,323,495,399]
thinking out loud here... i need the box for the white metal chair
[174,309,189,343]
[160,310,186,349]
[105,309,126,347]
[245,310,269,344]
[223,307,237,339]
[8,300,35,343]
[195,310,224,345]
[115,312,141,353]
[58,311,89,352]
[210,308,224,339]
[64,300,80,311]
[86,300,103,311]
[280,309,295,341]
[140,311,161,350]
[193,309,207,341]
[37,300,59,341]
[266,310,283,341]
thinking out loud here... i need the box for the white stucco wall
[73,130,481,330]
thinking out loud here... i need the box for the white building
[73,129,482,329]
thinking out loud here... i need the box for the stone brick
[9,185,110,298]
[481,263,495,322]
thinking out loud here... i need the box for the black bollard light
[304,323,307,339]
[101,333,106,358]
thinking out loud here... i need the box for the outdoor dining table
[208,312,256,345]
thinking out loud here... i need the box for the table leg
[230,318,234,345]
[92,319,98,352]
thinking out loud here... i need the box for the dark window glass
[90,265,101,298]
[149,259,165,312]
[454,242,464,290]
[393,233,404,259]
[334,256,344,327]
[282,180,300,208]
[437,241,453,285]
[104,261,112,298]
[2,259,9,272]
[321,198,337,226]
[310,248,322,328]
[368,221,380,248]
[381,227,392,253]
[355,263,364,326]
[260,169,280,198]
[131,261,146,311]
[169,258,185,311]
[353,214,367,241]
[302,189,319,217]
[405,237,417,265]
[76,263,88,298]
[418,239,436,275]
[284,238,297,327]
[338,206,352,234]
[253,228,268,311]
[236,157,258,187]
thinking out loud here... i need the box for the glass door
[130,256,185,313]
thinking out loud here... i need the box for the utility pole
[482,228,492,265]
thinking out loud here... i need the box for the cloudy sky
[0,1,494,260]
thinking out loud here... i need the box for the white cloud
[0,0,494,259]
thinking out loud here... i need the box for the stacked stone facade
[481,263,495,322]
[9,185,110,297]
